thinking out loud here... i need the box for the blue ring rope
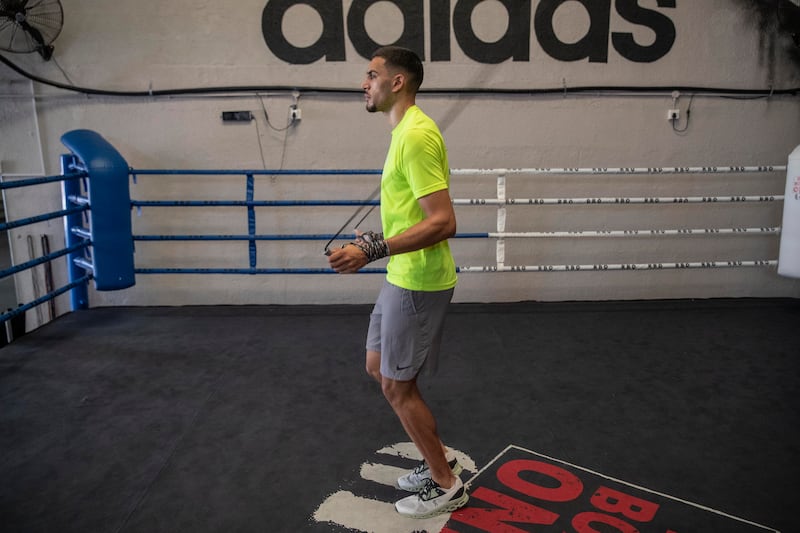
[130,169,381,176]
[0,206,89,232]
[0,242,90,280]
[132,233,488,241]
[131,200,381,207]
[0,171,87,190]
[0,275,93,323]
[135,267,388,275]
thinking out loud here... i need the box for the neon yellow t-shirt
[381,106,457,291]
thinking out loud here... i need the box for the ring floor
[1,298,798,533]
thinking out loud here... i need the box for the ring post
[60,130,135,291]
[778,144,800,278]
[61,154,89,310]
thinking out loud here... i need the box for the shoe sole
[398,462,465,492]
[399,491,469,519]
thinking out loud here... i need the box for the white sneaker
[397,454,463,492]
[395,477,469,519]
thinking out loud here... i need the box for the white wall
[2,0,800,320]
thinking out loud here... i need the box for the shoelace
[418,478,443,501]
[411,461,428,476]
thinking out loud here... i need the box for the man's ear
[391,73,405,93]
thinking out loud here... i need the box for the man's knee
[365,364,381,383]
[366,350,381,382]
[381,378,399,405]
[380,377,415,407]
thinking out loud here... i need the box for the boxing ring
[0,129,797,334]
[1,130,799,533]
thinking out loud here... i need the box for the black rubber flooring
[1,298,798,533]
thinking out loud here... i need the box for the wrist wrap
[351,231,390,263]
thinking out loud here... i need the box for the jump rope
[323,183,382,256]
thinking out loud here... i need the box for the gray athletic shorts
[366,279,455,381]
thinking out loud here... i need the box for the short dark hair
[372,46,424,92]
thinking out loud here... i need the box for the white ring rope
[451,165,785,176]
[459,260,778,273]
[454,165,783,273]
[490,227,780,238]
[454,195,782,206]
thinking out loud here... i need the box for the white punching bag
[778,144,800,278]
